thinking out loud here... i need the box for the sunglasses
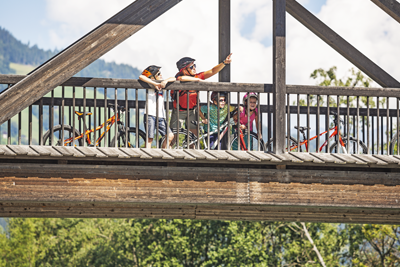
[219,99,226,102]
[155,72,162,77]
[187,64,196,70]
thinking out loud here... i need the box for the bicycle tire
[265,136,301,152]
[43,124,83,146]
[230,131,265,151]
[389,134,399,155]
[159,129,197,149]
[110,128,146,148]
[329,137,368,154]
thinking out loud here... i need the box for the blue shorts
[144,116,171,139]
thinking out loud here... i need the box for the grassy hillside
[9,62,35,75]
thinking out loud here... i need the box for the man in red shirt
[170,54,232,142]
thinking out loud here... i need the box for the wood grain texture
[0,0,182,125]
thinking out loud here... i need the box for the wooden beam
[273,0,287,154]
[219,0,231,82]
[286,0,400,88]
[0,0,182,125]
[371,0,400,24]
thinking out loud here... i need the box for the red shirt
[172,72,205,110]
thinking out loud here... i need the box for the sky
[1,0,400,87]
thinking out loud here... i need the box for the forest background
[0,27,400,266]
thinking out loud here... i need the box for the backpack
[170,90,198,111]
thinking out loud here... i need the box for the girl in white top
[139,65,175,148]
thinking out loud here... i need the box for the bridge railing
[0,74,399,155]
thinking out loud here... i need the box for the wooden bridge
[1,0,400,224]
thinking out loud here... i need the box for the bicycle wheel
[110,128,146,148]
[43,125,83,146]
[329,137,368,154]
[265,136,301,152]
[389,134,399,155]
[230,131,265,151]
[159,129,196,149]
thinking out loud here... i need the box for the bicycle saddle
[294,126,311,132]
[75,111,92,120]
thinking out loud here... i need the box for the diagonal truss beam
[371,0,400,24]
[0,0,181,125]
[286,0,400,88]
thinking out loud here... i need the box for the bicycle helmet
[211,91,228,103]
[142,65,161,79]
[176,57,195,73]
[243,92,258,104]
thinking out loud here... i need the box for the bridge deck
[1,145,400,224]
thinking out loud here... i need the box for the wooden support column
[219,0,231,82]
[0,0,182,125]
[273,0,286,154]
[286,0,400,88]
[371,0,400,24]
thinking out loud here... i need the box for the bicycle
[159,110,265,151]
[265,111,368,154]
[43,103,145,147]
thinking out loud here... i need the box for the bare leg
[146,138,153,149]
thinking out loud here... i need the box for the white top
[145,89,166,118]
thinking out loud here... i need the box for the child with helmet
[233,92,261,139]
[199,91,235,149]
[139,65,175,148]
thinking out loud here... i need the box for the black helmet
[211,91,228,102]
[142,65,161,78]
[176,57,195,72]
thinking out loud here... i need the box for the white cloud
[44,0,400,86]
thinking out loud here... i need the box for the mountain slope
[0,27,140,79]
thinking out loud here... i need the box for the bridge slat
[331,154,366,165]
[162,149,195,160]
[270,153,303,163]
[118,148,150,159]
[30,146,63,157]
[76,147,107,158]
[310,153,346,164]
[372,154,400,164]
[7,145,39,157]
[141,148,174,160]
[352,154,387,165]
[246,151,277,162]
[206,150,239,161]
[97,147,125,158]
[226,151,260,161]
[52,146,85,157]
[184,150,217,160]
[290,152,324,163]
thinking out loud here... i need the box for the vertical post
[219,0,230,83]
[273,0,286,154]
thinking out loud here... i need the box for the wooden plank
[310,153,346,164]
[352,154,387,165]
[226,151,260,161]
[141,148,174,160]
[118,148,150,159]
[162,149,195,160]
[184,149,217,160]
[6,145,39,157]
[286,0,400,88]
[247,151,277,162]
[372,154,400,164]
[52,146,85,157]
[270,153,302,163]
[289,152,324,163]
[205,150,239,161]
[76,147,107,158]
[219,0,231,82]
[97,147,125,158]
[0,0,183,125]
[29,146,63,157]
[331,154,366,165]
[371,0,400,24]
[273,0,286,154]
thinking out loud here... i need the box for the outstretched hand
[154,83,162,90]
[224,53,232,64]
